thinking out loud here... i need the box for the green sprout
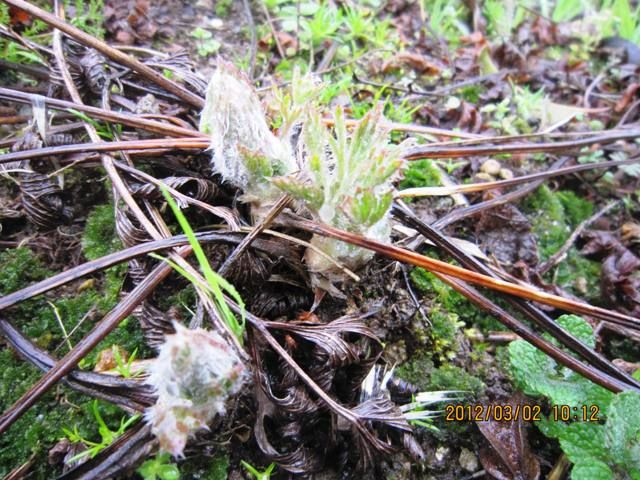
[190,27,221,57]
[273,104,403,280]
[137,453,180,480]
[112,345,142,378]
[62,401,140,463]
[241,460,276,480]
[153,186,245,342]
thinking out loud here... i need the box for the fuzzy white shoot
[145,323,246,457]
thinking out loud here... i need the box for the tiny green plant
[509,314,640,479]
[200,63,403,288]
[66,0,105,39]
[137,452,180,480]
[62,400,140,463]
[155,186,245,342]
[241,460,276,480]
[112,345,141,378]
[483,0,528,39]
[190,27,221,57]
[273,104,403,281]
[424,0,469,45]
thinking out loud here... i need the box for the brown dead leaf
[382,52,441,75]
[581,230,640,316]
[104,0,157,44]
[475,200,539,270]
[476,393,540,480]
[622,222,640,245]
[615,83,640,113]
[258,31,298,55]
[94,345,127,373]
[9,6,31,27]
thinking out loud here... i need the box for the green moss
[156,284,196,314]
[0,248,50,294]
[396,355,485,396]
[556,190,593,226]
[429,365,485,395]
[396,350,434,390]
[0,244,145,475]
[523,185,569,258]
[410,267,504,331]
[0,349,130,479]
[82,204,122,261]
[215,0,233,17]
[522,186,601,299]
[399,159,442,189]
[180,452,230,479]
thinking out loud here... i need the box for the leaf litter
[0,0,640,479]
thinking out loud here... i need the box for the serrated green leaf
[271,177,324,210]
[558,422,606,463]
[570,460,613,480]
[605,391,640,469]
[509,314,613,410]
[556,314,595,348]
[537,414,568,439]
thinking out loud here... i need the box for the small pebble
[475,172,495,183]
[499,168,514,180]
[459,447,479,472]
[480,159,501,176]
[435,445,449,463]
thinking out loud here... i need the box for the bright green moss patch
[410,267,505,332]
[400,159,442,189]
[179,452,230,479]
[396,352,484,396]
[429,365,485,395]
[522,186,601,300]
[82,203,122,261]
[0,242,144,474]
[0,247,51,293]
[396,350,435,390]
[0,349,132,479]
[522,185,594,258]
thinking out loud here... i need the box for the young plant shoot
[200,61,403,290]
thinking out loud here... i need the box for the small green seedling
[112,345,142,378]
[191,27,221,57]
[137,452,180,480]
[153,186,245,342]
[62,400,140,463]
[241,460,276,480]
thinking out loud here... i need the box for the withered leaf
[475,201,539,270]
[476,393,540,480]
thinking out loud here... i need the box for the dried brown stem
[0,246,191,436]
[290,216,640,329]
[393,202,640,390]
[398,157,639,197]
[2,0,204,108]
[0,87,203,138]
[0,138,208,165]
[403,129,640,159]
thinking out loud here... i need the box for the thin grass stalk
[393,203,640,390]
[290,217,640,328]
[0,246,191,436]
[0,87,203,138]
[2,0,204,108]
